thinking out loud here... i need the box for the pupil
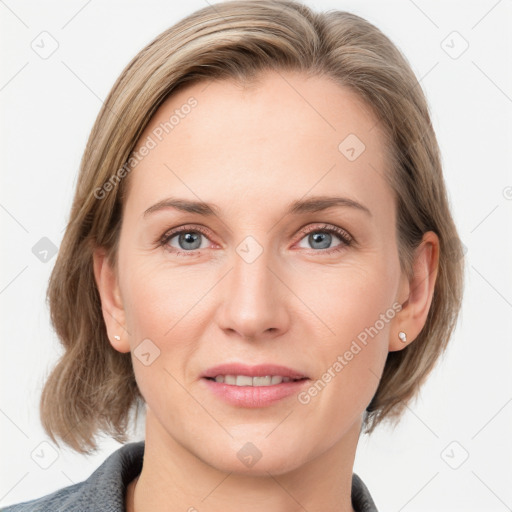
[310,232,330,249]
[180,232,201,250]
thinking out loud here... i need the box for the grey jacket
[1,441,378,511]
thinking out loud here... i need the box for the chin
[196,434,308,476]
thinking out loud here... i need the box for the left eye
[296,226,352,252]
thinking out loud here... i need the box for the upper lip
[202,363,309,380]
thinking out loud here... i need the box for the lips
[201,364,311,407]
[211,375,304,386]
[201,363,309,381]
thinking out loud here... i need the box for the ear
[92,246,130,353]
[389,231,440,352]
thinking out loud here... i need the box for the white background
[1,0,511,510]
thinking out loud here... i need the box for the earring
[114,335,121,341]
[398,331,407,343]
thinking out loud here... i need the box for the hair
[40,0,464,454]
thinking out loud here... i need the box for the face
[97,70,413,475]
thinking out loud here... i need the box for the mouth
[200,363,310,407]
[203,375,309,386]
[201,362,309,382]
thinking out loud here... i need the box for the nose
[215,242,290,341]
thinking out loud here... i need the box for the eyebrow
[143,195,372,219]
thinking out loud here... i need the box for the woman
[3,1,464,511]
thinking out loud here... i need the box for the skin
[93,69,439,512]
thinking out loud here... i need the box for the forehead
[123,70,392,218]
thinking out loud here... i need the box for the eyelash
[157,223,353,257]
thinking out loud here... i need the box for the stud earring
[114,335,121,341]
[398,331,407,343]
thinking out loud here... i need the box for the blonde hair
[41,0,464,453]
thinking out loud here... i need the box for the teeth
[213,375,296,386]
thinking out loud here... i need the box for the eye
[159,225,213,255]
[158,223,353,256]
[295,224,353,254]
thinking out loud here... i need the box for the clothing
[2,441,378,511]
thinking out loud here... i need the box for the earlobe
[92,246,131,353]
[389,231,440,352]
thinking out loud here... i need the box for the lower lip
[201,377,310,407]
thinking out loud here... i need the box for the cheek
[119,253,210,389]
[293,254,399,412]
[293,252,399,343]
[294,320,390,443]
[120,251,196,335]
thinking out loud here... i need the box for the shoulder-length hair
[40,0,464,453]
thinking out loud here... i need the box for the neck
[128,408,360,512]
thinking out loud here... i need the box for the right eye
[159,225,214,255]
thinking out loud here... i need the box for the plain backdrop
[1,0,511,510]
